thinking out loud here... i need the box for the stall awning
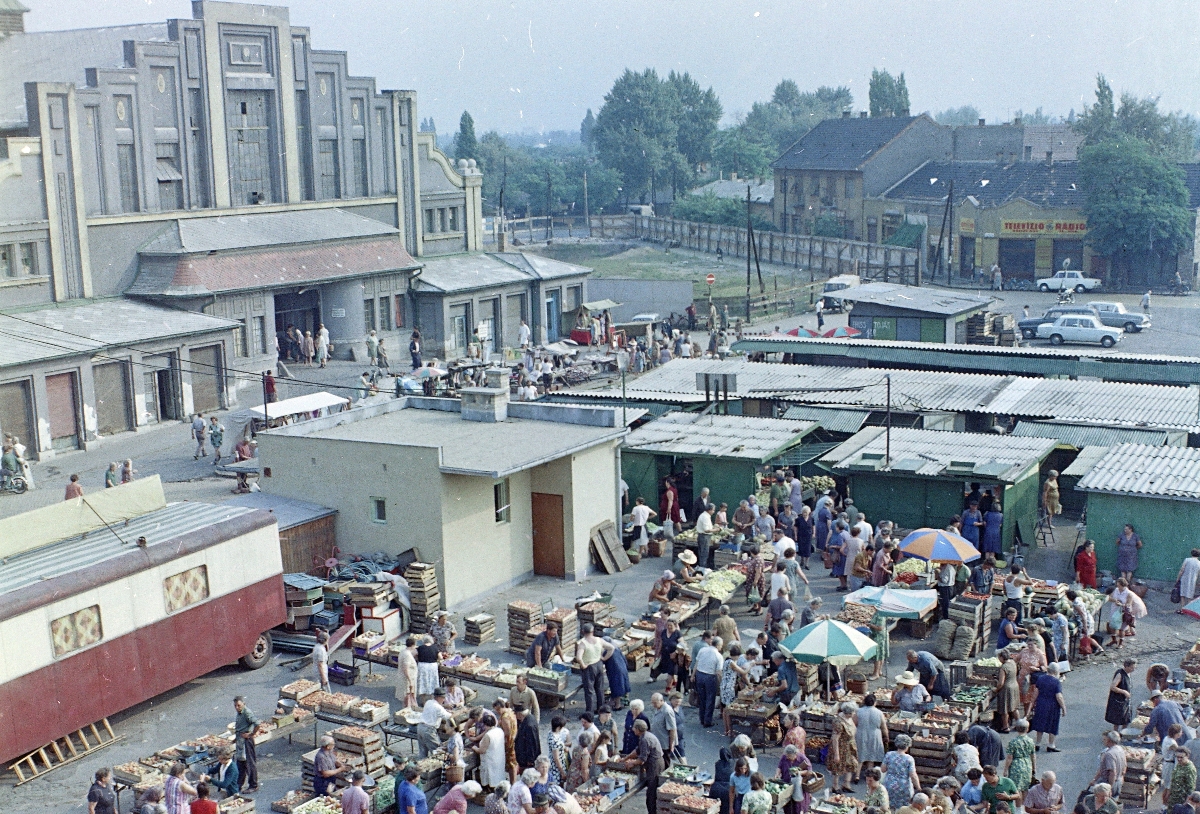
[582,299,622,311]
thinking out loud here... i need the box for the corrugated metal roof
[986,377,1200,433]
[139,209,398,254]
[623,412,817,461]
[1075,444,1200,501]
[773,441,843,467]
[781,405,872,434]
[413,254,531,293]
[0,299,236,368]
[0,502,259,597]
[844,282,992,315]
[227,493,336,531]
[497,252,592,281]
[1011,421,1169,448]
[820,426,1056,482]
[1061,445,1112,478]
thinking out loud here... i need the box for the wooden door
[45,372,79,449]
[531,492,566,577]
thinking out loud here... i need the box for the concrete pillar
[321,279,370,359]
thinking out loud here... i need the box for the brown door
[93,362,132,436]
[45,372,80,450]
[531,492,566,577]
[189,345,222,414]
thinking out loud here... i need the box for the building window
[394,294,406,328]
[20,243,37,275]
[494,479,510,523]
[439,208,448,232]
[163,565,209,613]
[0,245,10,277]
[233,320,248,357]
[156,142,184,211]
[372,497,387,523]
[117,143,140,213]
[253,315,267,354]
[364,299,376,332]
[378,297,392,331]
[317,139,340,199]
[567,285,583,311]
[425,209,436,233]
[351,138,368,197]
[844,176,854,198]
[448,206,459,231]
[50,605,103,657]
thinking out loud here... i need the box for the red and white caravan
[0,476,286,765]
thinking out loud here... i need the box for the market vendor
[313,735,349,795]
[733,500,757,536]
[444,677,466,709]
[430,611,458,655]
[649,571,675,610]
[894,671,933,712]
[907,650,952,700]
[525,621,564,668]
[764,652,799,704]
[510,673,541,723]
[672,550,703,584]
[209,749,240,799]
[626,719,665,814]
[418,688,454,758]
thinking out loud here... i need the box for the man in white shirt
[691,636,724,728]
[518,319,531,348]
[630,497,656,546]
[772,527,795,560]
[815,490,835,515]
[854,514,873,548]
[312,630,330,691]
[417,688,452,757]
[695,503,715,569]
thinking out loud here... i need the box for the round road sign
[706,273,716,285]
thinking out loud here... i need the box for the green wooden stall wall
[1082,492,1197,582]
[692,457,760,517]
[621,451,662,512]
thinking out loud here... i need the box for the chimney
[460,385,509,423]
[0,1,27,36]
[1046,151,1053,166]
[860,111,868,119]
[842,110,851,119]
[730,171,738,181]
[978,118,986,127]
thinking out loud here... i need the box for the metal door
[93,362,132,436]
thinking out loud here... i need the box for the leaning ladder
[1035,507,1057,548]
[7,718,119,785]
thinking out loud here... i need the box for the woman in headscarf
[794,506,814,570]
[777,744,814,814]
[710,747,736,814]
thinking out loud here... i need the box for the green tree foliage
[592,68,682,203]
[1013,107,1054,125]
[869,69,910,117]
[1075,74,1198,161]
[474,130,622,218]
[712,128,771,178]
[671,192,775,231]
[667,71,723,169]
[811,213,846,238]
[1078,136,1191,260]
[935,105,981,126]
[734,81,853,162]
[419,117,436,132]
[454,111,478,162]
[580,109,595,147]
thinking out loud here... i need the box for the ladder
[1035,506,1057,548]
[7,719,120,785]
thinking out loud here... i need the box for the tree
[1075,74,1198,161]
[869,69,909,117]
[935,105,982,126]
[712,128,771,178]
[580,109,595,147]
[771,79,803,111]
[419,117,436,132]
[592,68,684,203]
[672,192,775,231]
[667,70,723,171]
[1078,136,1191,269]
[454,111,478,162]
[1013,107,1054,125]
[740,81,853,157]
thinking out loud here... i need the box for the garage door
[999,239,1037,281]
[189,345,222,414]
[93,362,132,436]
[45,372,80,450]
[0,380,35,455]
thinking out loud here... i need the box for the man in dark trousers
[233,696,260,792]
[627,719,665,814]
[513,704,541,771]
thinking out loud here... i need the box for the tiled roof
[1075,444,1200,500]
[821,426,1056,483]
[843,282,991,315]
[139,209,400,254]
[0,23,167,129]
[623,412,816,461]
[772,116,920,171]
[129,235,419,297]
[0,299,235,368]
[883,160,1086,208]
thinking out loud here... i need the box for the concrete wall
[1082,491,1193,582]
[861,118,953,197]
[587,278,695,324]
[441,469,535,608]
[566,440,622,580]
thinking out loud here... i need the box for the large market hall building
[0,0,482,459]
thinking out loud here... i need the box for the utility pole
[583,170,591,237]
[545,170,553,240]
[745,185,752,322]
[261,370,270,425]
[885,374,892,466]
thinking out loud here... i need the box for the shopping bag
[1172,579,1183,604]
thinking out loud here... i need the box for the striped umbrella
[786,327,821,337]
[822,326,863,338]
[898,528,981,564]
[1182,596,1200,620]
[778,619,877,665]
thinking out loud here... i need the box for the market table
[438,663,583,709]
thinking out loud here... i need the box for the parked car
[1017,304,1100,339]
[821,274,861,312]
[1089,301,1151,332]
[1035,314,1123,347]
[1036,269,1102,293]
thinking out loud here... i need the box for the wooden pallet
[8,719,120,785]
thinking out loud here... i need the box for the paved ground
[4,501,1195,812]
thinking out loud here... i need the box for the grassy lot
[529,241,821,304]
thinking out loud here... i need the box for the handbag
[1172,579,1183,604]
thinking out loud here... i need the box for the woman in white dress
[1179,550,1200,604]
[475,713,508,789]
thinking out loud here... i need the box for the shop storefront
[958,205,1090,283]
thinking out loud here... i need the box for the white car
[1037,269,1102,293]
[1035,314,1123,347]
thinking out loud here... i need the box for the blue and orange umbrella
[787,327,821,337]
[898,528,981,564]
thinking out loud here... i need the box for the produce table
[438,660,583,708]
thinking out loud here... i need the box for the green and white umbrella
[778,619,878,666]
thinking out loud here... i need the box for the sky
[27,0,1200,136]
